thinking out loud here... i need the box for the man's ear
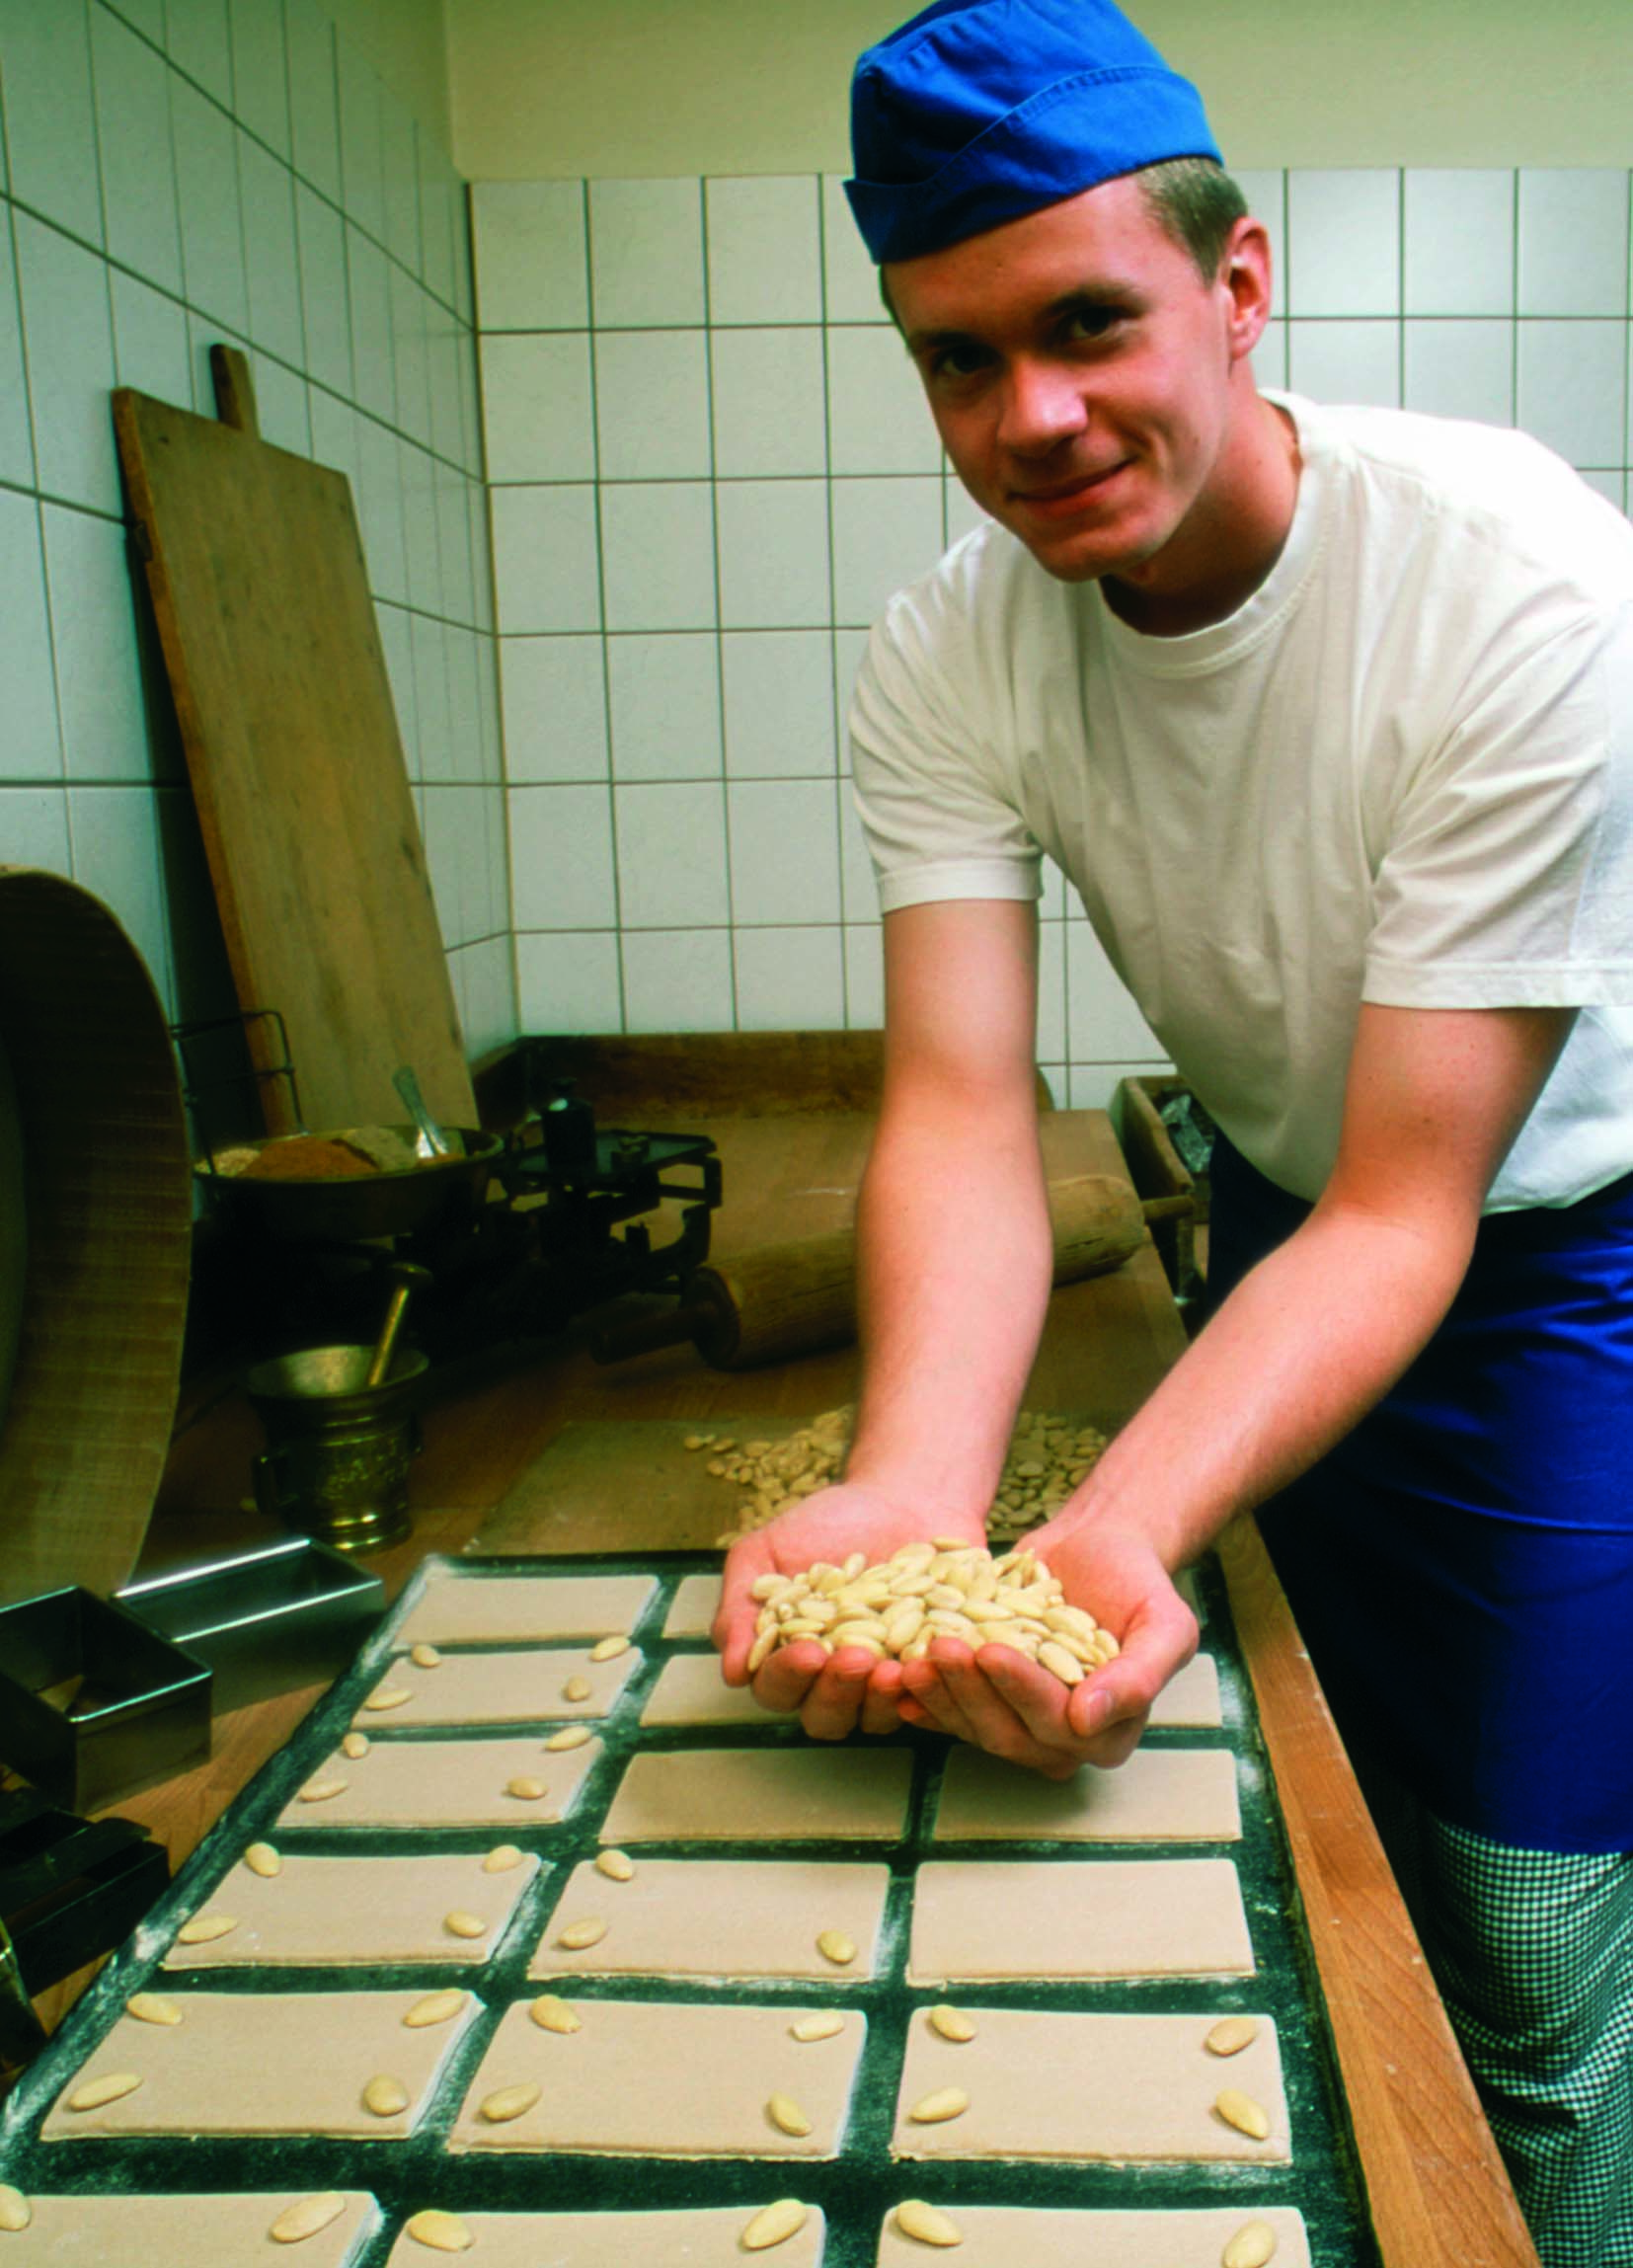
[1221,216,1273,362]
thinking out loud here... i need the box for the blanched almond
[410,1643,442,1668]
[1205,2015,1260,2057]
[1214,2086,1272,2141]
[0,2188,30,2232]
[362,1686,411,1712]
[545,1725,593,1752]
[176,1914,237,1945]
[529,1994,582,2033]
[595,1847,635,1882]
[589,1633,630,1662]
[404,2208,473,2251]
[298,1776,348,1804]
[909,2086,970,2124]
[741,2198,809,2250]
[124,1993,182,2027]
[556,1916,607,1950]
[341,1731,370,1760]
[505,1774,549,1800]
[479,2080,542,2123]
[766,2091,812,2137]
[1222,2221,1279,2268]
[443,1910,489,1939]
[483,1844,524,1873]
[65,2071,142,2112]
[244,1841,282,1877]
[362,2073,409,2116]
[790,2011,845,2042]
[404,1990,466,2028]
[816,1928,856,1966]
[894,2197,964,2246]
[269,2192,347,2244]
[562,1675,592,1702]
[927,2003,975,2043]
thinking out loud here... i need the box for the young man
[715,4,1633,2259]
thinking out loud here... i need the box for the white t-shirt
[851,394,1633,1209]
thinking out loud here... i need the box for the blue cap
[845,0,1221,266]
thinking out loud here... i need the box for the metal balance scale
[182,1022,723,1553]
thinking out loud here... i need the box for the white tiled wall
[480,163,1633,1107]
[0,0,513,1077]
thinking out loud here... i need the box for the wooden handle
[209,344,260,436]
[689,1172,1150,1371]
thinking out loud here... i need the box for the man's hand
[894,1516,1199,1776]
[713,1482,986,1742]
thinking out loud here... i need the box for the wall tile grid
[0,0,513,1076]
[480,164,1633,1109]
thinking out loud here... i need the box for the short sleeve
[1362,598,1633,1010]
[849,568,1044,915]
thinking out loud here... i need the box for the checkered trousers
[1415,1818,1633,2268]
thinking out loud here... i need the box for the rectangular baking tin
[0,1589,210,1811]
[116,1537,383,1713]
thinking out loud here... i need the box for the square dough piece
[875,2205,1309,2267]
[383,2205,825,2266]
[907,1858,1253,1983]
[661,1571,723,1639]
[1148,1653,1221,1728]
[934,1746,1240,1842]
[356,1647,639,1728]
[160,1849,539,1968]
[0,2192,378,2265]
[529,1857,890,1981]
[640,1652,775,1727]
[40,1990,478,2140]
[891,2005,1289,2163]
[274,1733,600,1831]
[396,1571,657,1646]
[601,1748,913,1843]
[448,1996,866,2157]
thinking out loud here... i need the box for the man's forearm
[1071,1197,1475,1567]
[843,1085,1054,1524]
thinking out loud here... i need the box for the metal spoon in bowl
[392,1064,452,1158]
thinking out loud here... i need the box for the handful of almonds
[744,1539,1119,1684]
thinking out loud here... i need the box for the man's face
[886,176,1264,597]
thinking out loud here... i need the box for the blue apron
[1209,1132,1633,1853]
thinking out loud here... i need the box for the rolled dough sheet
[874,2204,1309,2267]
[397,1570,658,1646]
[891,2004,1289,2163]
[1149,1653,1221,1728]
[601,1748,913,1842]
[528,1857,891,1980]
[640,1653,776,1727]
[273,1734,600,1830]
[382,2204,825,2266]
[40,1990,478,2140]
[355,1647,639,1727]
[934,1746,1240,1842]
[661,1571,723,1639]
[0,2191,378,2263]
[449,1996,866,2157]
[160,1849,540,1968]
[907,1858,1253,1983]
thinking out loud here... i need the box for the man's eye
[927,344,991,381]
[1061,306,1124,342]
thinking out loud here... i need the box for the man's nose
[996,358,1089,453]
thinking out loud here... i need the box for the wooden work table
[56,1109,1534,2268]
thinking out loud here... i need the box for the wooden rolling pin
[593,1174,1190,1371]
